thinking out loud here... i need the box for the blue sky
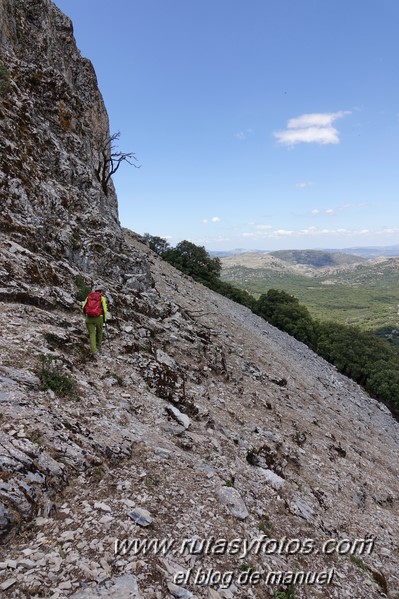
[54,0,399,251]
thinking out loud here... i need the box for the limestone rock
[217,486,249,520]
[167,582,193,599]
[128,508,153,527]
[166,405,191,429]
[259,468,285,490]
[70,575,142,598]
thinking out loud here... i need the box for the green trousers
[86,315,104,354]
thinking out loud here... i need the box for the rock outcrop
[1,2,399,599]
[0,0,152,287]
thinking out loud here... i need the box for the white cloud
[234,128,253,140]
[295,181,314,188]
[274,111,351,147]
[270,227,399,239]
[311,204,360,217]
[255,224,273,230]
[377,227,399,235]
[206,226,399,249]
[288,112,349,129]
[274,229,295,236]
[203,216,221,224]
[253,227,367,239]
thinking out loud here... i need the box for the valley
[221,251,399,333]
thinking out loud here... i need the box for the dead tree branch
[95,131,140,195]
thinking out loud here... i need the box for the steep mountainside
[1,2,399,599]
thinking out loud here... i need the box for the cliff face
[0,0,151,284]
[0,2,399,599]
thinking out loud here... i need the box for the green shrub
[273,586,296,599]
[350,555,367,570]
[224,478,235,487]
[259,519,273,533]
[74,274,91,302]
[44,332,65,349]
[211,279,258,311]
[39,355,75,397]
[29,431,44,445]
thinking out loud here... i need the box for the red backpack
[85,291,103,317]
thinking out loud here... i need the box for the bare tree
[95,131,139,195]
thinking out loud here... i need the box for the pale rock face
[1,2,399,599]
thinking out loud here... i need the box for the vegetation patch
[29,430,44,445]
[224,477,235,488]
[74,274,91,302]
[273,587,296,599]
[350,555,367,570]
[259,518,273,533]
[44,332,66,350]
[39,355,76,397]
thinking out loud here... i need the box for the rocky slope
[1,232,399,599]
[1,2,399,598]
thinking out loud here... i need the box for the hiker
[82,283,108,355]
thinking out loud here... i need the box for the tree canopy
[163,240,221,284]
[257,289,317,347]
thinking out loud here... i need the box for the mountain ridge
[212,244,399,259]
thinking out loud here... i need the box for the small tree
[143,233,170,256]
[95,131,139,195]
[163,240,221,284]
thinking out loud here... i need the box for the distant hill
[211,244,399,260]
[220,251,314,275]
[210,248,267,258]
[329,244,399,258]
[269,249,365,268]
[221,252,399,331]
